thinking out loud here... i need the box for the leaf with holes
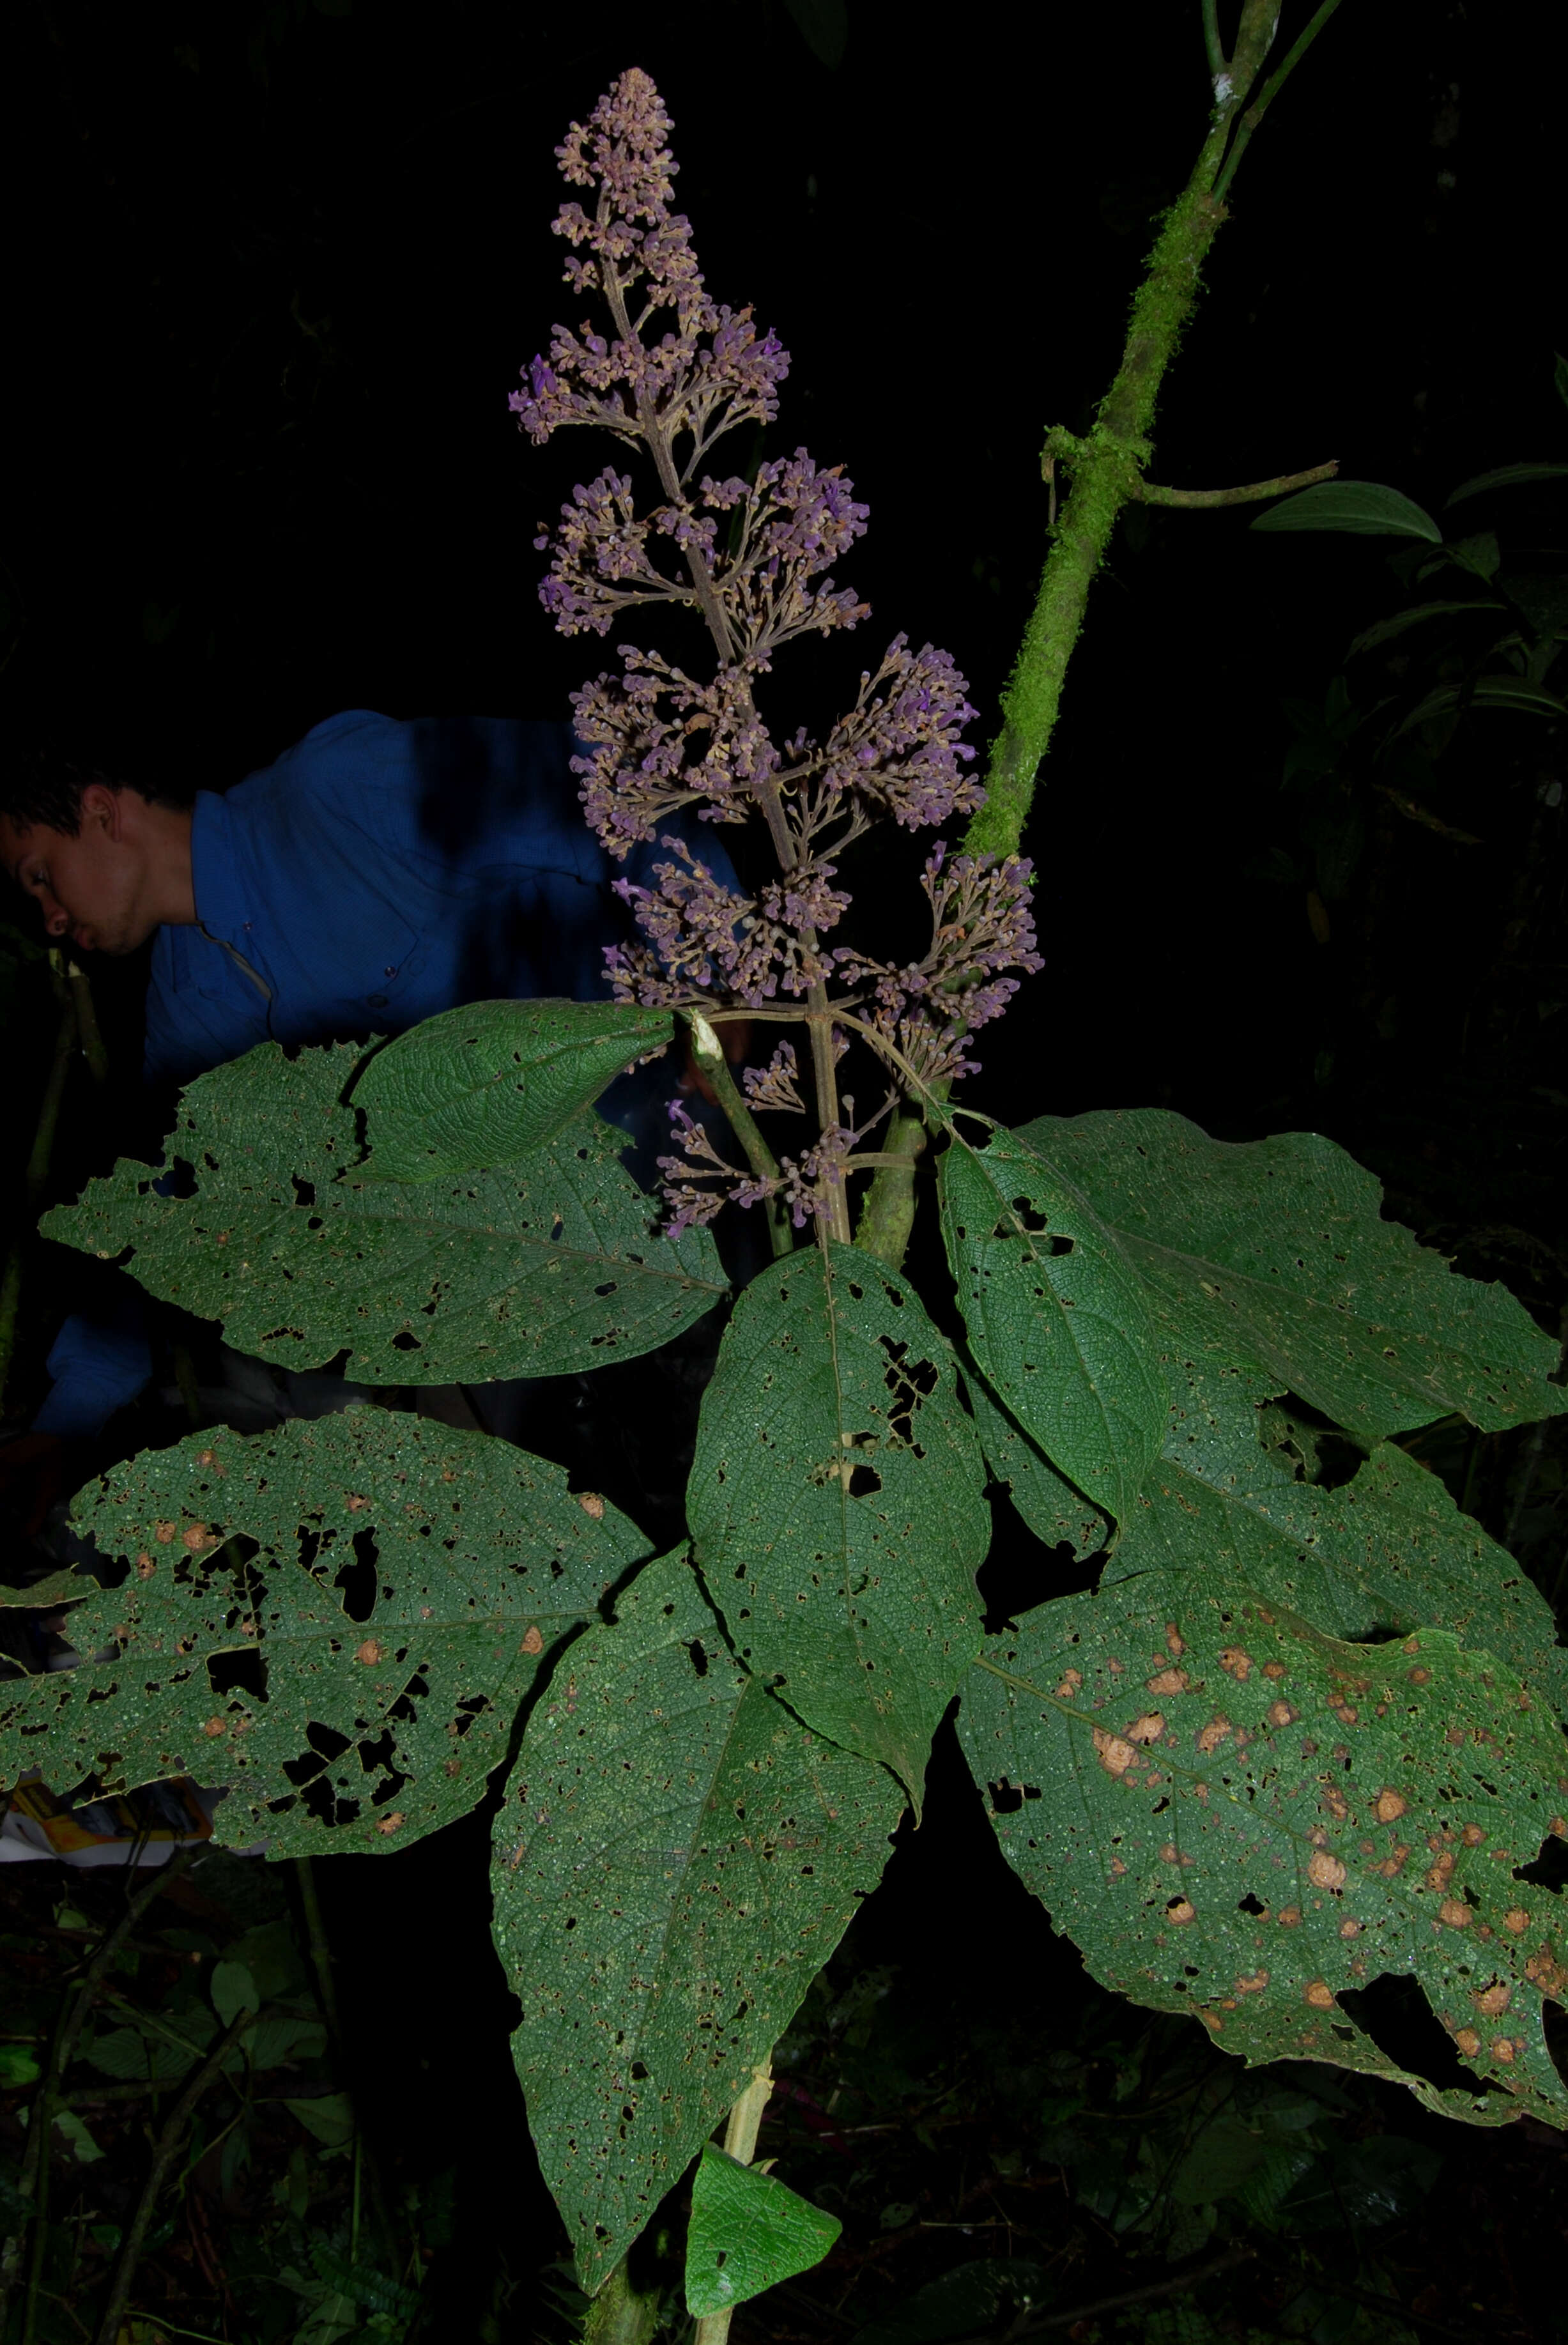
[687,1242,987,1799]
[937,1128,1167,1530]
[958,1575,1568,2127]
[354,999,672,1182]
[0,1411,646,1855]
[1105,1318,1568,1711]
[684,2145,841,2318]
[493,1551,903,2294]
[1015,1108,1566,1440]
[43,1042,726,1383]
[961,1367,1109,1563]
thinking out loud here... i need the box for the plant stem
[1213,0,1347,201]
[65,958,109,1085]
[686,1013,792,1258]
[92,2006,254,2345]
[853,1107,928,1270]
[962,0,1341,863]
[1136,456,1338,506]
[693,2058,774,2345]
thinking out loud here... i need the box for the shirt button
[367,994,388,1009]
[383,965,396,976]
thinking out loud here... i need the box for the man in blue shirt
[0,711,738,1478]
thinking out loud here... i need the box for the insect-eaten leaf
[0,1410,647,1856]
[939,1127,1167,1530]
[494,1552,903,2295]
[1014,1107,1567,1441]
[44,1041,726,1383]
[958,1571,1568,2128]
[353,997,672,1182]
[684,2144,841,2318]
[688,1241,987,1802]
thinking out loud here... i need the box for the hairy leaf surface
[958,1576,1568,2126]
[0,1412,645,1854]
[354,999,672,1181]
[1109,1328,1568,1709]
[45,1043,726,1383]
[493,1553,902,2293]
[688,1242,987,1797]
[1017,1108,1565,1439]
[939,1130,1167,1530]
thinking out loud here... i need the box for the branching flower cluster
[515,68,1042,1238]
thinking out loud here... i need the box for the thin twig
[92,2006,254,2345]
[1137,457,1337,506]
[684,1012,792,1258]
[1213,0,1346,199]
[64,960,109,1084]
[694,2057,775,2345]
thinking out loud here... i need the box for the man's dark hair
[0,739,183,836]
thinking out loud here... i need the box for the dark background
[1,3,1565,2339]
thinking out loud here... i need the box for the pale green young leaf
[687,1242,988,1799]
[684,2145,841,2318]
[1015,1108,1566,1440]
[493,1551,903,2295]
[353,998,672,1182]
[937,1130,1167,1529]
[958,1576,1568,2126]
[44,1042,726,1383]
[0,1411,646,1855]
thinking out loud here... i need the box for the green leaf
[1556,352,1568,410]
[211,1959,261,2027]
[0,1411,646,1855]
[960,1369,1109,1561]
[684,2144,842,2317]
[780,0,848,67]
[1444,463,1568,509]
[1347,600,1505,657]
[494,1552,903,2293]
[1014,1108,1567,1440]
[45,1041,726,1383]
[958,1578,1568,2126]
[937,1128,1169,1528]
[1107,1330,1568,1710]
[1395,677,1568,735]
[687,1242,987,1797]
[1250,482,1442,542]
[285,2093,356,2150]
[51,2110,105,2164]
[0,2045,40,2089]
[353,999,672,1182]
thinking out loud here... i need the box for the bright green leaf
[958,1578,1568,2126]
[1444,463,1568,509]
[44,1042,726,1385]
[494,1553,903,2294]
[938,1128,1167,1528]
[1015,1108,1567,1440]
[684,2144,842,2317]
[0,1411,646,1856]
[1250,482,1442,541]
[688,1242,987,1797]
[353,998,672,1182]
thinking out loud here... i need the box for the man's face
[0,787,155,956]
